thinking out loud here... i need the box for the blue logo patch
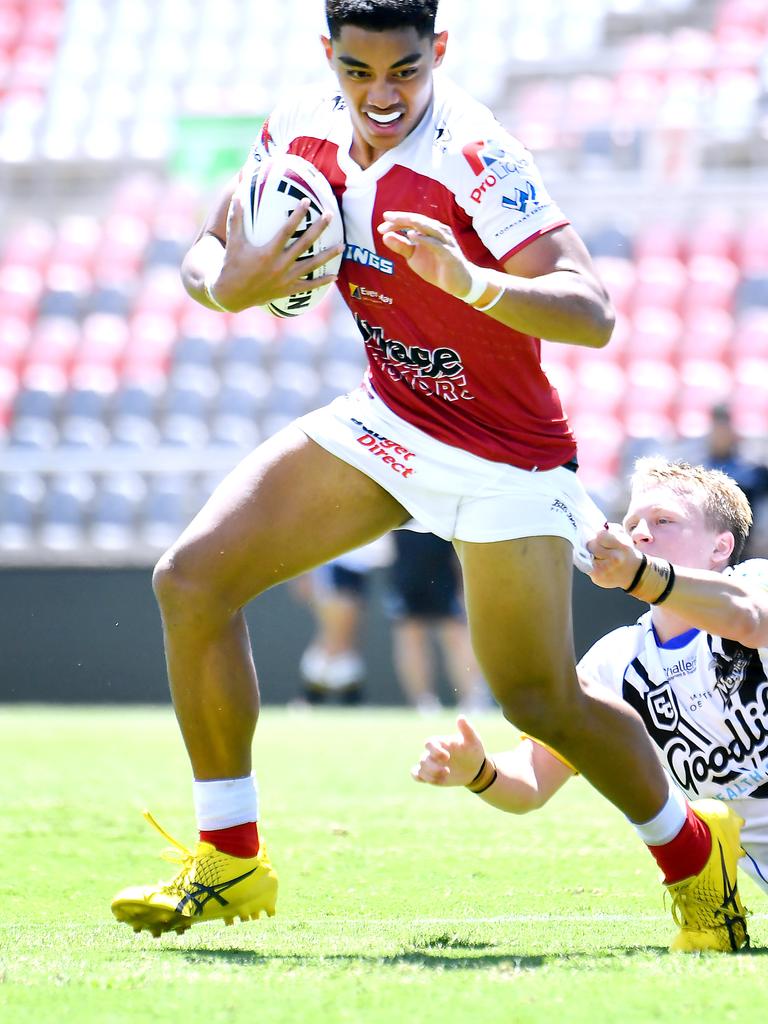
[501,182,538,214]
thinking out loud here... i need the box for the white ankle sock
[193,773,259,831]
[631,785,687,845]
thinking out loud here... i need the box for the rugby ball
[238,153,344,318]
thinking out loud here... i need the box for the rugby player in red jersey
[111,1,748,951]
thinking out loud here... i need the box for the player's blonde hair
[630,456,752,564]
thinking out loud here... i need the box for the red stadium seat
[626,306,682,362]
[732,358,768,418]
[121,312,178,377]
[570,360,626,417]
[613,71,664,133]
[633,224,684,262]
[0,263,45,320]
[621,359,678,435]
[539,361,573,413]
[178,305,229,344]
[716,0,768,35]
[0,315,30,374]
[683,255,739,317]
[678,308,734,363]
[737,215,768,275]
[76,314,131,373]
[675,358,734,436]
[593,257,635,316]
[23,316,79,373]
[0,366,19,431]
[570,412,625,489]
[632,257,687,313]
[684,215,737,262]
[733,309,768,360]
[1,218,54,269]
[133,266,186,320]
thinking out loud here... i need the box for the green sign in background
[171,114,266,189]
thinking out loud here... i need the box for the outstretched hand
[213,195,344,312]
[377,211,477,300]
[411,715,486,787]
[587,523,646,591]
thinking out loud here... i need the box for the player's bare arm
[181,178,343,313]
[412,716,573,813]
[378,212,613,348]
[589,524,768,648]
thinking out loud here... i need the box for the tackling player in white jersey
[414,458,768,919]
[111,2,747,951]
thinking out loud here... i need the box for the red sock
[648,804,712,884]
[199,821,259,858]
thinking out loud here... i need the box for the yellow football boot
[111,811,278,938]
[666,799,749,952]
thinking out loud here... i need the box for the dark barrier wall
[0,568,640,704]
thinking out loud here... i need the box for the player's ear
[320,34,334,66]
[712,531,735,570]
[432,30,448,68]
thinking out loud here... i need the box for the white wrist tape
[460,265,489,305]
[203,269,229,312]
[475,286,504,312]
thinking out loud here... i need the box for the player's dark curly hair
[326,0,439,39]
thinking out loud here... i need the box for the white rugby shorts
[297,384,607,573]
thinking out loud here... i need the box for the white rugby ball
[238,153,344,318]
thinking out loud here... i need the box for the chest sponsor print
[355,315,475,404]
[625,649,768,798]
[349,283,393,307]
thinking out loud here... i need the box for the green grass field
[1,706,767,1023]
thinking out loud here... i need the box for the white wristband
[460,265,489,305]
[203,270,229,312]
[475,286,504,312]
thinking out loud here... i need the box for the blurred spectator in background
[387,531,488,715]
[296,536,392,704]
[696,404,768,556]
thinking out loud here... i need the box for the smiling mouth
[365,111,404,126]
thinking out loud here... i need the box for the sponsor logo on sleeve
[462,139,533,204]
[501,183,539,214]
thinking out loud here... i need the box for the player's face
[623,484,730,570]
[322,25,447,167]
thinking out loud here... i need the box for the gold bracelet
[466,756,498,794]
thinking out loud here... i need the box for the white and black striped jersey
[578,559,768,894]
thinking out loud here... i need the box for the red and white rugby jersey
[242,76,575,469]
[578,559,768,890]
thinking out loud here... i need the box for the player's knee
[493,674,583,746]
[152,546,218,616]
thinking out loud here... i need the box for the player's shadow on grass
[156,945,689,970]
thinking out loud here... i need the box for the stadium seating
[1,0,766,554]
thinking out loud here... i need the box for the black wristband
[469,757,487,785]
[651,562,676,605]
[472,766,498,794]
[466,756,498,794]
[623,552,648,595]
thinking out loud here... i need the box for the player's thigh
[454,535,577,698]
[161,425,409,605]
